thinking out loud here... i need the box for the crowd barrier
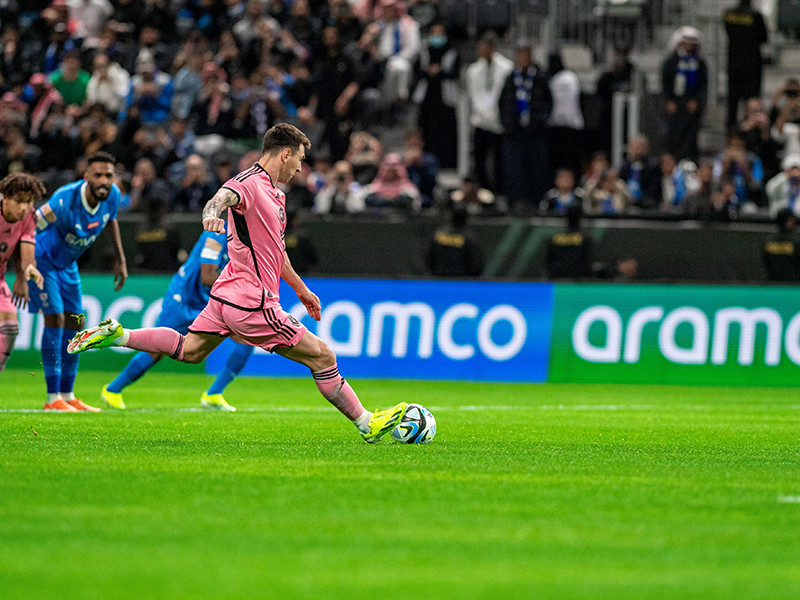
[82,215,778,282]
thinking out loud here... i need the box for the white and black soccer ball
[391,403,436,444]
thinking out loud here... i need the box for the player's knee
[315,339,336,366]
[44,313,65,329]
[64,312,85,331]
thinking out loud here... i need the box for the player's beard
[88,181,111,201]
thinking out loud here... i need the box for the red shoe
[66,398,101,412]
[44,399,79,412]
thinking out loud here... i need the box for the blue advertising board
[206,278,555,382]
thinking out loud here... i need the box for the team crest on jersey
[0,242,7,253]
[288,314,300,327]
[279,207,285,223]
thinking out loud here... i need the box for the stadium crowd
[0,0,798,231]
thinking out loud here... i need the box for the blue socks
[41,326,62,394]
[60,330,80,397]
[206,344,254,395]
[106,352,157,393]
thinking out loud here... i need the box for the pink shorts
[0,280,16,313]
[189,299,307,353]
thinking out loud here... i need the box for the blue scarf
[672,165,687,206]
[628,164,643,201]
[513,68,535,126]
[789,179,800,214]
[676,49,700,94]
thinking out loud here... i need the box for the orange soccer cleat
[66,398,101,413]
[44,399,79,412]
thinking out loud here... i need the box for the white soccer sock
[353,410,372,434]
[113,329,130,346]
[47,393,62,403]
[61,392,75,401]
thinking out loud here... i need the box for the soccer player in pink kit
[69,124,407,442]
[0,173,45,376]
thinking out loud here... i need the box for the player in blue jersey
[30,152,128,412]
[100,229,254,411]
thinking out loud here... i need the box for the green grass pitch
[1,369,800,599]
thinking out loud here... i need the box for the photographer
[767,154,800,218]
[313,160,366,214]
[740,97,781,181]
[712,130,765,208]
[771,79,800,157]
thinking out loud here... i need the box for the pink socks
[311,365,366,421]
[0,320,18,374]
[127,328,186,361]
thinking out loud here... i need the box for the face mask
[428,35,447,48]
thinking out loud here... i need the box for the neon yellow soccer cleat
[362,402,408,444]
[201,393,237,412]
[101,385,126,410]
[67,319,124,354]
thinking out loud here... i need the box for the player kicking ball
[101,228,254,411]
[0,174,46,376]
[69,124,406,442]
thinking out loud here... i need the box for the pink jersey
[0,208,35,279]
[211,164,287,310]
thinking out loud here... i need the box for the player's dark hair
[0,172,46,202]
[261,123,311,156]
[86,151,116,166]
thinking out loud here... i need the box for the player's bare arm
[281,251,321,321]
[202,188,240,233]
[199,237,225,286]
[108,218,128,291]
[11,241,42,308]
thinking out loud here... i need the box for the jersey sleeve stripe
[233,165,259,182]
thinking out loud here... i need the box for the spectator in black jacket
[661,27,708,162]
[426,206,484,277]
[763,208,800,282]
[724,0,768,128]
[618,135,661,208]
[499,44,553,213]
[173,154,217,213]
[545,203,593,279]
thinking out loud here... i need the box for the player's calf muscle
[180,333,217,364]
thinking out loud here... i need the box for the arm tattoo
[202,188,240,220]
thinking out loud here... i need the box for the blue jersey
[164,230,229,311]
[35,180,121,270]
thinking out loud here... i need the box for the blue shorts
[28,263,82,316]
[155,292,204,334]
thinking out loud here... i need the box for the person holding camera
[712,130,765,208]
[767,154,800,218]
[313,160,366,214]
[771,79,800,157]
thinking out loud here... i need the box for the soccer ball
[391,403,436,444]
